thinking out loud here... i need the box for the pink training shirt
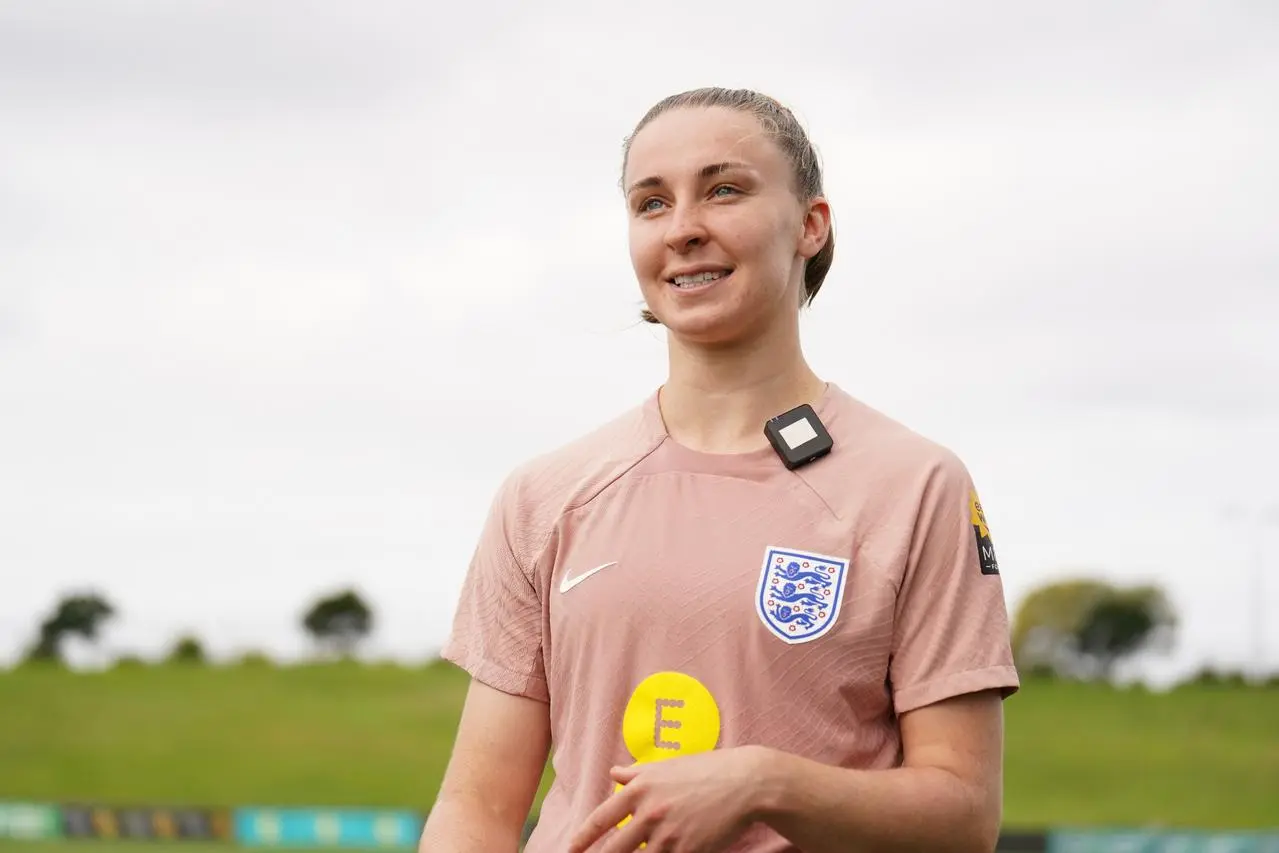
[441,382,1020,852]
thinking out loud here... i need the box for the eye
[638,197,665,214]
[711,184,740,198]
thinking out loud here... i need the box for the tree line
[9,577,1274,686]
[18,588,373,667]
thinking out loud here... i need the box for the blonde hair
[622,87,835,325]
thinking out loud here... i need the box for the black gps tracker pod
[764,403,833,470]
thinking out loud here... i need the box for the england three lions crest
[755,546,849,644]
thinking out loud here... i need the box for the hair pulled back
[621,87,835,325]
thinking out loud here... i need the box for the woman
[420,87,1020,853]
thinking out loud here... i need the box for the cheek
[626,237,642,275]
[726,206,780,249]
[628,224,664,280]
[732,217,790,274]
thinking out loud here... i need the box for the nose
[663,202,708,254]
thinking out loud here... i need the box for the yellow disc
[621,671,721,764]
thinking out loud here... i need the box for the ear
[797,197,832,261]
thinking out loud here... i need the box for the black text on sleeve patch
[969,490,1000,575]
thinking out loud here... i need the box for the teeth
[672,271,727,287]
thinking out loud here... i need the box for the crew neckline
[640,382,841,478]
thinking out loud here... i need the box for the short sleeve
[439,475,549,703]
[888,453,1020,714]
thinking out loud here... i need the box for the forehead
[624,106,786,186]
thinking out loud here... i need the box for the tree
[301,589,373,658]
[24,593,116,664]
[1011,578,1112,665]
[1073,584,1177,680]
[1011,577,1177,681]
[166,634,207,665]
[231,650,274,669]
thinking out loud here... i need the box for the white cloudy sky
[1,1,1276,683]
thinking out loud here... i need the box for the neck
[659,312,826,454]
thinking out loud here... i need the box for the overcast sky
[2,1,1276,684]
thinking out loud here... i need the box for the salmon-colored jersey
[441,383,1019,852]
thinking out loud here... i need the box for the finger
[567,784,641,853]
[596,808,653,853]
[610,763,643,784]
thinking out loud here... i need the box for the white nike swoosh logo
[559,561,619,594]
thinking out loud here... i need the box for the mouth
[668,269,733,291]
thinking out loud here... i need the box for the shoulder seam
[522,433,669,581]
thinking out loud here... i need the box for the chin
[642,273,785,346]
[655,305,754,347]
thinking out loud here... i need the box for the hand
[567,745,770,853]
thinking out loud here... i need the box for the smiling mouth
[669,269,733,290]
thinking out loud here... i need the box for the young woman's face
[623,106,826,346]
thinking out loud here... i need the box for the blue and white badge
[755,546,849,644]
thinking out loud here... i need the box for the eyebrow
[626,161,753,196]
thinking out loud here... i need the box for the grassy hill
[1,661,1276,830]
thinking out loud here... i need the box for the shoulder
[820,383,975,492]
[488,393,667,556]
[817,384,1004,582]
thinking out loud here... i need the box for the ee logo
[615,671,721,834]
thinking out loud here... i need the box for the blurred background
[1,0,1276,851]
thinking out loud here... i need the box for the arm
[753,689,1004,853]
[419,678,551,853]
[424,468,555,850]
[744,453,1016,852]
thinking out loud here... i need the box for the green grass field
[1,661,1276,834]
